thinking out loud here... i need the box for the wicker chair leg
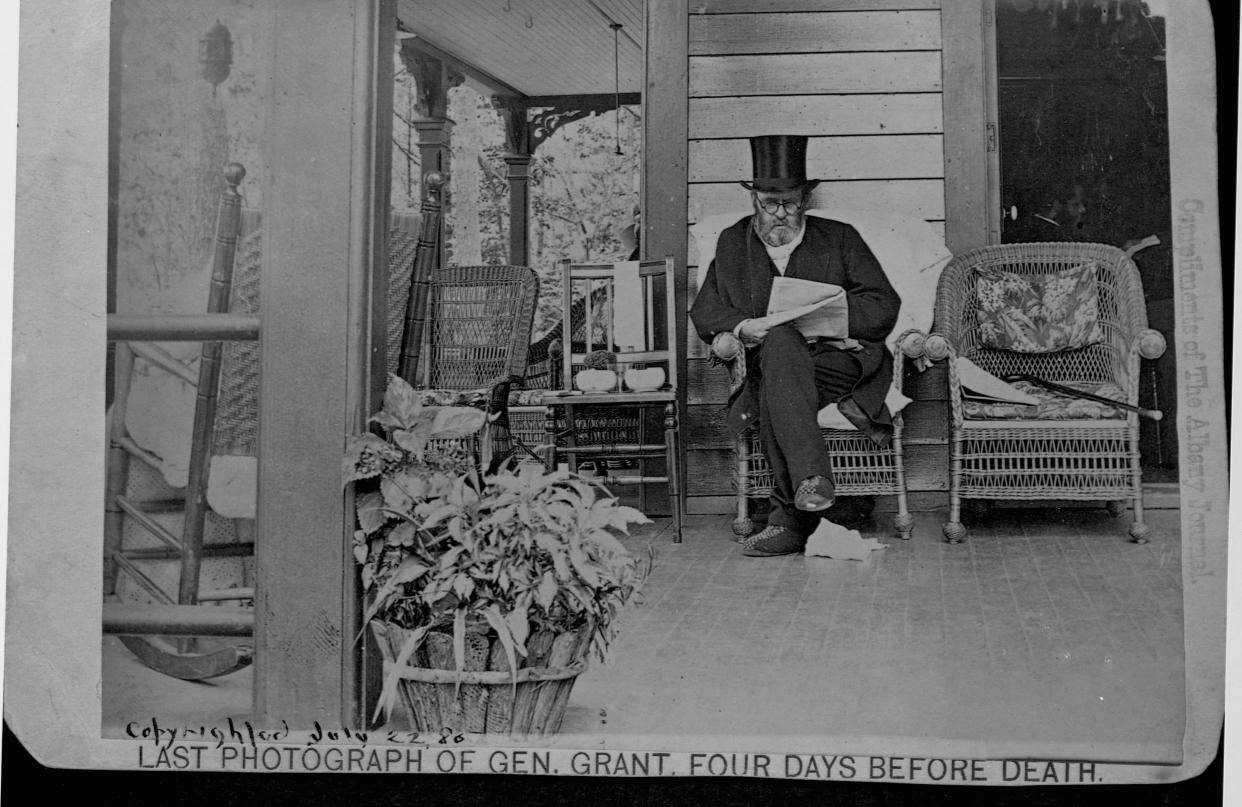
[944,436,965,543]
[891,418,912,539]
[942,521,967,543]
[664,402,683,544]
[1128,490,1149,543]
[732,435,753,539]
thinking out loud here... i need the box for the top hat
[739,135,821,193]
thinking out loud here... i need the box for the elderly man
[690,135,902,557]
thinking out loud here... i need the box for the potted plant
[343,374,652,735]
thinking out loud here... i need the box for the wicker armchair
[720,331,923,540]
[932,242,1167,544]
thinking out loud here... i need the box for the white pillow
[817,387,913,430]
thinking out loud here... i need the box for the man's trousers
[755,324,864,535]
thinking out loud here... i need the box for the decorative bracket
[528,106,599,151]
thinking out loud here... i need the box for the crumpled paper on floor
[805,519,886,561]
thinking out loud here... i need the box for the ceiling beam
[524,93,641,109]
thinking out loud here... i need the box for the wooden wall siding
[690,94,943,137]
[689,136,944,182]
[690,11,940,55]
[690,52,942,96]
[683,4,949,507]
[692,0,939,12]
[689,180,947,223]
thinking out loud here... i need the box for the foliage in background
[390,73,643,342]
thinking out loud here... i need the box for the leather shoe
[740,525,807,557]
[794,475,835,512]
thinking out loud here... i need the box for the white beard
[754,215,804,247]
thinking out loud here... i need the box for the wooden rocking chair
[103,165,439,680]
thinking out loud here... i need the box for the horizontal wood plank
[898,399,948,443]
[902,359,948,400]
[692,0,939,12]
[685,403,734,449]
[901,443,948,490]
[685,495,739,516]
[688,357,731,404]
[690,11,940,55]
[686,448,738,495]
[690,52,942,96]
[689,135,944,182]
[690,94,943,137]
[690,179,946,222]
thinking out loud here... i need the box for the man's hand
[738,317,771,345]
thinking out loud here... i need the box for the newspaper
[763,277,848,340]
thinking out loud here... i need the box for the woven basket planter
[370,620,591,736]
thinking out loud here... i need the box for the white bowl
[574,369,618,392]
[624,367,666,392]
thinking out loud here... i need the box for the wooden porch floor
[101,508,1185,763]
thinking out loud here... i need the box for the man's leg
[758,327,863,534]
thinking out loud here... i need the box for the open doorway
[995,0,1175,480]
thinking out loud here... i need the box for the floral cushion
[963,380,1127,420]
[975,263,1104,353]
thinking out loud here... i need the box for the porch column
[503,154,532,266]
[256,0,394,729]
[399,41,454,186]
[495,98,532,267]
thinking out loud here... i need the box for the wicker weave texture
[956,426,1135,499]
[742,430,904,498]
[933,242,1148,391]
[425,265,539,389]
[212,227,421,456]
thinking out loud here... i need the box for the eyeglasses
[756,197,804,216]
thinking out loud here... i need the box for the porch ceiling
[396,0,644,99]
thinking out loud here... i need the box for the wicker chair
[722,333,923,539]
[932,242,1167,544]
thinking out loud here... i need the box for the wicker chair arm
[1134,329,1167,361]
[925,332,964,427]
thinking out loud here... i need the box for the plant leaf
[480,604,521,703]
[568,544,601,587]
[355,491,387,534]
[392,556,431,585]
[373,624,428,724]
[380,475,414,513]
[392,428,428,455]
[453,607,467,697]
[387,521,417,547]
[429,406,487,439]
[382,373,426,431]
[452,573,475,600]
[535,570,558,610]
[505,600,530,655]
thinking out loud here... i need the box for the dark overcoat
[689,215,902,437]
